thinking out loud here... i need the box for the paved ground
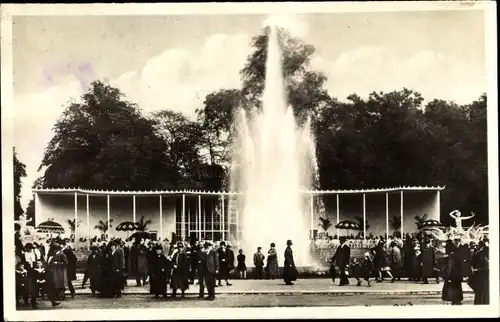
[16,293,475,310]
[73,274,473,295]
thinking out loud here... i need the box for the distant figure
[421,238,438,284]
[216,241,232,286]
[253,247,265,279]
[236,249,247,279]
[449,210,475,232]
[200,241,219,301]
[283,240,298,285]
[266,243,279,279]
[331,236,351,286]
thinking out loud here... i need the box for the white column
[221,195,225,241]
[132,195,136,223]
[336,194,340,236]
[198,195,202,241]
[362,193,366,239]
[385,193,389,239]
[203,199,207,238]
[74,192,78,243]
[236,203,239,241]
[34,192,41,225]
[159,195,163,239]
[187,197,191,241]
[181,194,186,241]
[310,194,314,238]
[400,190,404,237]
[211,199,214,240]
[86,194,90,243]
[107,195,111,239]
[436,190,441,222]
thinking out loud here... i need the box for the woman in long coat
[150,245,169,298]
[421,240,438,283]
[283,240,298,285]
[217,242,230,286]
[47,243,68,300]
[266,243,279,279]
[442,241,463,305]
[135,243,149,286]
[170,243,189,298]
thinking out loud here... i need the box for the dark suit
[283,246,298,284]
[109,249,124,297]
[332,243,351,286]
[63,248,77,296]
[205,249,219,299]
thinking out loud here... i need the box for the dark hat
[203,241,212,248]
[270,242,275,247]
[24,243,34,250]
[227,244,232,248]
[286,240,293,246]
[220,241,226,246]
[177,242,184,248]
[155,244,163,251]
[339,236,347,242]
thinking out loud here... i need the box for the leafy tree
[14,148,27,220]
[136,216,152,232]
[318,217,332,233]
[414,214,429,230]
[67,218,82,233]
[37,81,181,191]
[390,216,402,232]
[94,219,114,235]
[240,26,331,122]
[25,198,35,225]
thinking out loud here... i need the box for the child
[33,260,47,301]
[353,253,373,287]
[237,249,247,279]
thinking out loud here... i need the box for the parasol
[36,220,65,234]
[335,220,361,237]
[127,231,152,241]
[419,219,446,230]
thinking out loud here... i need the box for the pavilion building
[32,186,444,243]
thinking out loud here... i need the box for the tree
[354,216,370,236]
[151,110,204,188]
[67,218,82,233]
[37,81,181,191]
[414,214,429,230]
[136,216,152,232]
[14,148,27,220]
[240,26,331,122]
[94,219,114,235]
[390,216,402,232]
[318,217,332,233]
[25,199,35,225]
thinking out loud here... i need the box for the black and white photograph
[1,2,498,320]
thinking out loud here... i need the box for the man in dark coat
[204,241,219,300]
[109,241,124,298]
[150,244,169,298]
[217,241,231,286]
[226,244,235,285]
[331,236,351,286]
[82,246,103,296]
[283,240,298,285]
[63,243,77,297]
[421,239,438,284]
[253,247,265,279]
[469,239,489,305]
[442,241,463,305]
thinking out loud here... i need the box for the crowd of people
[328,234,490,305]
[15,230,489,309]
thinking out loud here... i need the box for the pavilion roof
[33,186,445,196]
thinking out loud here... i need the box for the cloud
[14,32,252,207]
[310,46,486,104]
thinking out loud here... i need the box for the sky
[12,10,487,207]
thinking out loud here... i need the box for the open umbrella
[419,219,446,230]
[335,220,361,238]
[128,231,152,242]
[36,220,65,234]
[116,221,139,238]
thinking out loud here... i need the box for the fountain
[230,25,318,267]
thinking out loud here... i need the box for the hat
[220,241,226,246]
[339,236,347,242]
[286,240,293,246]
[155,244,163,251]
[227,244,232,248]
[177,242,184,248]
[203,241,212,248]
[24,243,34,250]
[270,242,275,247]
